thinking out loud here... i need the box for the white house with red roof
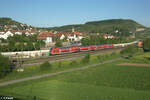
[104,34,115,39]
[0,30,38,39]
[37,32,54,43]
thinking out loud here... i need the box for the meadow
[0,52,150,100]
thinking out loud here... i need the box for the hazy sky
[0,0,150,27]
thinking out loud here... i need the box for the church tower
[72,27,75,32]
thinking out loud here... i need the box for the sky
[0,0,150,27]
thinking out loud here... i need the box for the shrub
[40,61,52,71]
[58,61,62,68]
[82,53,90,64]
[120,45,138,57]
[110,52,116,57]
[0,54,11,78]
[70,60,77,66]
[97,55,104,63]
[55,40,62,47]
[144,38,150,51]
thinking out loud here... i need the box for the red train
[49,44,114,55]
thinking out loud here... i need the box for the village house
[0,30,38,40]
[104,34,115,39]
[37,28,85,43]
[37,32,54,43]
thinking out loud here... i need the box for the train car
[49,46,80,55]
[96,45,104,49]
[49,47,60,55]
[89,45,97,50]
[80,46,90,51]
[49,44,114,55]
[71,46,80,52]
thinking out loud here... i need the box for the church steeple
[72,27,75,32]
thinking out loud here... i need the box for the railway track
[23,48,122,67]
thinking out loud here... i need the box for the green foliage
[82,53,90,64]
[81,35,135,46]
[0,34,45,52]
[0,54,10,78]
[120,45,138,57]
[81,38,90,46]
[144,38,150,51]
[58,61,62,68]
[40,61,52,71]
[97,55,104,63]
[55,40,62,47]
[69,60,77,66]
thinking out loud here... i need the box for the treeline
[46,19,144,34]
[81,35,136,46]
[0,34,45,52]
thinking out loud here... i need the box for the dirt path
[118,63,150,67]
[0,58,121,87]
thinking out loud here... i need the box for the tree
[0,54,10,78]
[70,60,77,66]
[81,38,90,46]
[55,40,62,47]
[82,53,90,64]
[120,45,138,58]
[40,61,52,71]
[144,38,150,51]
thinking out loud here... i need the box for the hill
[0,17,34,31]
[44,19,146,34]
[0,18,147,36]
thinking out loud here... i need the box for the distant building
[104,34,115,39]
[136,28,145,32]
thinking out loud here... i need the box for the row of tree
[81,35,135,46]
[0,34,45,52]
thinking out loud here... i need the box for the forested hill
[0,18,21,25]
[45,19,146,33]
[0,17,34,30]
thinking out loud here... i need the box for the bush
[120,45,138,57]
[110,52,116,57]
[55,40,62,47]
[70,60,77,66]
[40,61,52,71]
[97,55,101,60]
[58,61,62,68]
[82,53,90,64]
[0,54,11,78]
[97,55,104,63]
[144,38,150,51]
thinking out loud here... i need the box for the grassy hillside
[136,28,150,38]
[46,19,146,34]
[0,18,21,26]
[0,17,34,31]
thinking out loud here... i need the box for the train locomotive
[49,44,114,55]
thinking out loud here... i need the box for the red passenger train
[49,44,114,55]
